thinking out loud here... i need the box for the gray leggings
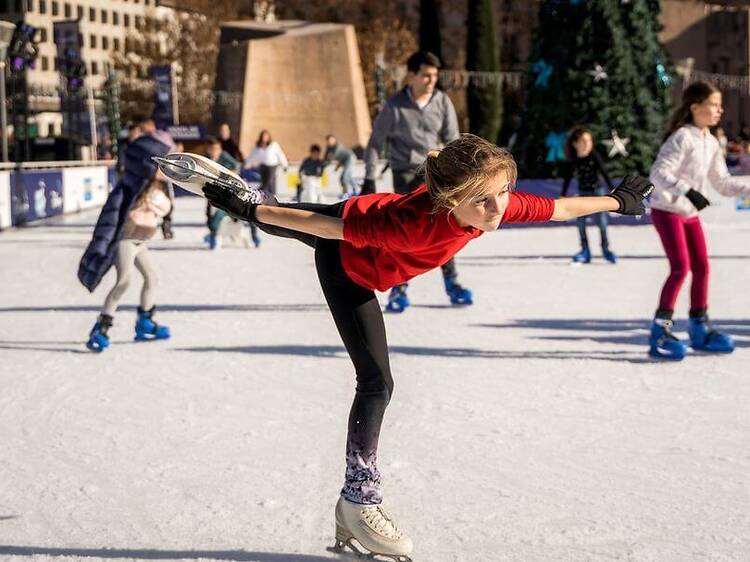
[102,239,158,316]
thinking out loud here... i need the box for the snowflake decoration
[588,64,608,82]
[602,130,630,158]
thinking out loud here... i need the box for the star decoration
[602,130,630,158]
[532,59,553,88]
[588,64,608,82]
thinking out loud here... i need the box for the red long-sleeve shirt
[341,184,555,291]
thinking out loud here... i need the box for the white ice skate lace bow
[361,505,403,539]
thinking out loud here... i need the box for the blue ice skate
[444,276,473,306]
[572,247,591,264]
[385,285,410,313]
[688,315,734,353]
[134,306,170,341]
[602,248,618,264]
[86,314,113,352]
[648,319,687,361]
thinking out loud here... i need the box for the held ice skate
[385,285,410,313]
[134,306,170,341]
[330,497,413,562]
[443,275,473,305]
[86,314,113,352]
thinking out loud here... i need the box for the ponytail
[663,81,720,142]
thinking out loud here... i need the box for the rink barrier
[0,161,117,229]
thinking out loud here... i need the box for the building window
[91,61,98,75]
[113,37,120,51]
[41,56,48,71]
[53,57,58,70]
[89,34,96,48]
[64,2,70,17]
[51,0,58,16]
[76,5,81,18]
[112,11,119,25]
[14,0,22,13]
[124,13,130,27]
[102,36,108,50]
[28,0,35,12]
[101,9,107,23]
[39,27,47,42]
[89,7,95,21]
[135,16,143,28]
[39,0,46,14]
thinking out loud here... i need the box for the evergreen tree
[466,0,502,142]
[419,0,443,63]
[516,0,671,178]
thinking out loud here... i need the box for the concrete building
[0,0,157,137]
[212,20,371,161]
[660,0,750,137]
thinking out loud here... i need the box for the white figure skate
[152,153,259,204]
[329,497,413,561]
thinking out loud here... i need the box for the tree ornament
[655,62,672,87]
[545,131,567,162]
[588,63,608,82]
[602,130,630,158]
[531,59,553,88]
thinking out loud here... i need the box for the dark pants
[392,170,458,281]
[576,189,610,250]
[259,164,279,195]
[254,201,392,505]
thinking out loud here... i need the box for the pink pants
[651,208,709,313]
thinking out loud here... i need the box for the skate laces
[362,505,402,539]
[656,319,679,342]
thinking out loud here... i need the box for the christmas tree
[516,0,671,178]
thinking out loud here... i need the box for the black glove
[360,178,376,195]
[685,188,710,211]
[609,175,654,215]
[203,182,259,222]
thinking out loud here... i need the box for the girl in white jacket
[648,81,750,360]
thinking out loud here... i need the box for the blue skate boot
[385,284,410,313]
[86,314,113,352]
[688,315,734,353]
[648,318,687,360]
[572,247,591,264]
[602,247,618,264]
[444,275,473,305]
[134,306,171,341]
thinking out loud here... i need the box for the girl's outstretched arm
[255,205,344,240]
[552,175,654,220]
[551,195,618,221]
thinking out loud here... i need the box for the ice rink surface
[1,195,748,562]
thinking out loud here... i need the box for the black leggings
[255,201,392,504]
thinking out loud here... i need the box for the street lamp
[0,21,16,162]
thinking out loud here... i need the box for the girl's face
[452,171,511,232]
[691,92,723,128]
[573,132,593,157]
[260,131,271,145]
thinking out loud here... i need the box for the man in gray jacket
[362,51,472,312]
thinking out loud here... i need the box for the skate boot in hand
[648,318,687,360]
[688,314,735,353]
[443,275,473,305]
[331,497,413,562]
[385,284,410,313]
[86,314,113,352]
[134,306,170,341]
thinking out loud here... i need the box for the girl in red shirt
[194,134,652,560]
